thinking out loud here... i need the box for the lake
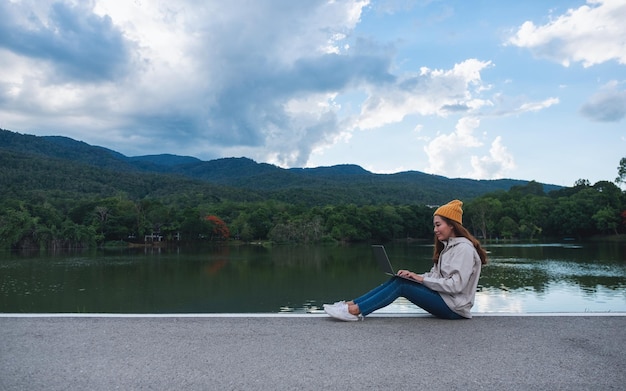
[1,241,624,314]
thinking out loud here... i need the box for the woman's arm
[396,269,424,283]
[420,243,476,294]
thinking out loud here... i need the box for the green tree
[574,178,591,187]
[247,206,274,240]
[592,181,622,209]
[497,216,518,239]
[397,205,432,239]
[94,206,110,237]
[549,189,597,238]
[179,208,211,240]
[0,207,36,249]
[518,218,542,240]
[366,205,402,242]
[593,207,620,235]
[466,197,502,239]
[615,157,626,186]
[268,216,323,244]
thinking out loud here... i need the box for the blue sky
[0,0,624,187]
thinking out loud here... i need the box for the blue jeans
[353,277,463,319]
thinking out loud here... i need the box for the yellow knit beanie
[434,199,463,225]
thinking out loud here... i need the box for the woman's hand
[397,269,423,283]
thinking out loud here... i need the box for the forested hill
[0,128,560,205]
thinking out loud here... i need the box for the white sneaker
[322,300,345,311]
[324,302,361,321]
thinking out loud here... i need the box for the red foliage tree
[205,215,230,240]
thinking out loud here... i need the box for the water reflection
[474,242,626,313]
[0,242,624,314]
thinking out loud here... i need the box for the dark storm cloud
[192,51,395,149]
[0,1,395,166]
[287,52,396,90]
[0,2,135,82]
[580,88,626,122]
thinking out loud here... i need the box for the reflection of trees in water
[561,275,625,292]
[480,261,550,292]
[485,242,626,263]
[480,257,625,294]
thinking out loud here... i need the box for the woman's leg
[353,277,462,319]
[401,281,462,319]
[352,278,402,315]
[349,278,397,306]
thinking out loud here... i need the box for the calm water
[1,242,625,314]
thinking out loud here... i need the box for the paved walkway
[1,314,625,390]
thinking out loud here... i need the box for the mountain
[127,154,202,167]
[0,131,133,171]
[0,128,562,205]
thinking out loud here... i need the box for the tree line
[1,176,624,250]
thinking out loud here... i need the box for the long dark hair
[432,217,488,265]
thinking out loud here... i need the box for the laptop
[371,245,419,282]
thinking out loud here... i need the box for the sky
[0,0,625,187]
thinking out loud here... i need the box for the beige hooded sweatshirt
[421,236,482,318]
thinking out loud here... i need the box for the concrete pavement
[1,313,625,390]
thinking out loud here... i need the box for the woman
[324,199,488,321]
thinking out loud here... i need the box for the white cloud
[470,136,516,179]
[507,0,626,67]
[518,97,560,113]
[423,117,482,176]
[355,59,493,130]
[487,96,559,118]
[424,117,515,179]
